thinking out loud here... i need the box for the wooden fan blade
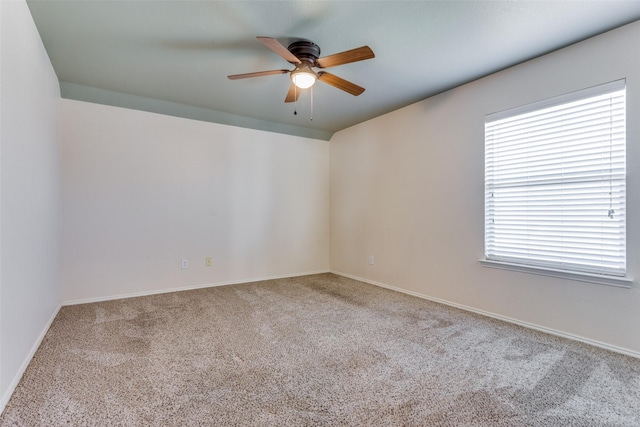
[317,72,365,96]
[316,46,374,68]
[257,36,301,64]
[227,69,289,80]
[284,83,301,103]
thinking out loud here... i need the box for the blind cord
[608,95,614,219]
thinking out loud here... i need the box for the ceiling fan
[228,37,375,103]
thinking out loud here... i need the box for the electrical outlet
[181,259,189,269]
[369,255,374,265]
[205,257,212,267]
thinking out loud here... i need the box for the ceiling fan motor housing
[288,41,321,64]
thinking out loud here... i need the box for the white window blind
[485,80,626,278]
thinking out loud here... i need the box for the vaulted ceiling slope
[27,1,640,141]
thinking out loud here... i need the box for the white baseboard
[331,270,640,359]
[0,303,61,415]
[63,270,331,306]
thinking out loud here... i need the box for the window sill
[479,259,633,289]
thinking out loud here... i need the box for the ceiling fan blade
[317,72,365,96]
[257,36,301,64]
[316,46,374,68]
[227,69,289,80]
[284,83,301,103]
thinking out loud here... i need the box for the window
[483,80,628,286]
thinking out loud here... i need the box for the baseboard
[0,303,62,415]
[63,270,331,306]
[331,270,640,359]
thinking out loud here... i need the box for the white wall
[330,21,640,355]
[61,100,329,302]
[0,0,61,409]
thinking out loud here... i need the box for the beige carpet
[2,273,639,426]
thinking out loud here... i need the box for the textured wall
[330,21,640,354]
[0,0,61,408]
[61,100,330,302]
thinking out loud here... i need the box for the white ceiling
[27,1,640,140]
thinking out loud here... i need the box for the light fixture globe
[292,71,316,89]
[291,63,317,89]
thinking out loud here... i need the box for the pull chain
[292,85,314,121]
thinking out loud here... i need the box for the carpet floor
[1,273,639,426]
